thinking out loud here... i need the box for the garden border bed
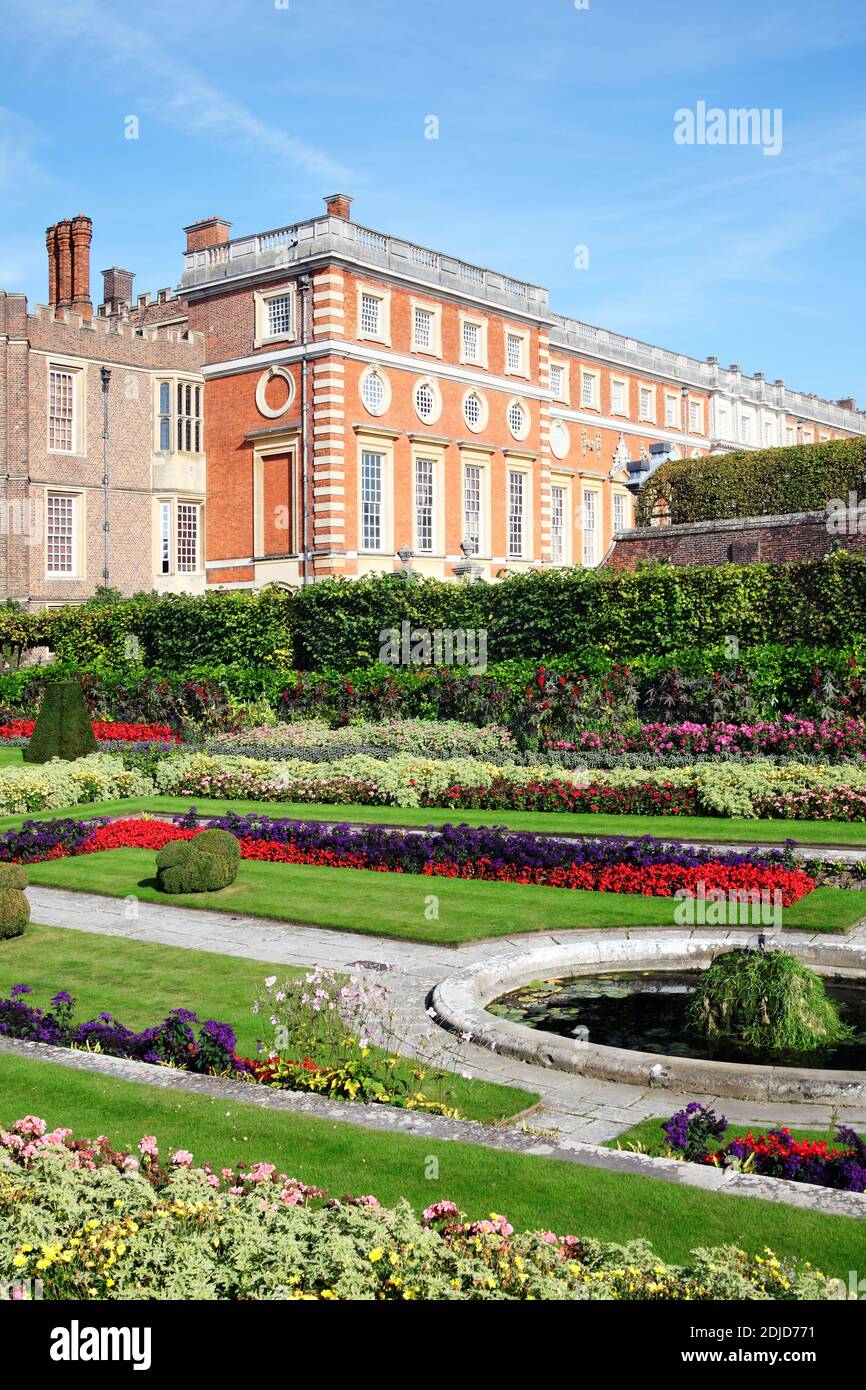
[432,930,866,1104]
[2,1035,865,1220]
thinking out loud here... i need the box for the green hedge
[3,554,866,677]
[0,588,294,673]
[290,554,866,667]
[635,437,866,526]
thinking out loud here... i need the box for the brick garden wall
[604,510,866,569]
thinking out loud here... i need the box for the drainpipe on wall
[299,274,313,586]
[100,366,111,586]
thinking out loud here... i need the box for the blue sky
[1,0,865,401]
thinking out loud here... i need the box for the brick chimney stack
[101,266,135,315]
[45,224,59,306]
[70,215,93,319]
[184,216,232,253]
[324,193,353,220]
[46,219,72,309]
[45,215,93,319]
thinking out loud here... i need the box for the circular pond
[489,970,866,1071]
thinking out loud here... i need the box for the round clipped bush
[190,827,241,866]
[688,948,850,1052]
[24,681,98,764]
[155,829,239,895]
[0,863,29,939]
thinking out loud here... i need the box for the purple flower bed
[178,808,801,876]
[0,807,808,881]
[548,717,866,762]
[662,1103,866,1192]
[0,817,107,863]
[0,984,247,1075]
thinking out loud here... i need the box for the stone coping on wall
[432,930,866,1104]
[615,509,827,542]
[2,1034,865,1222]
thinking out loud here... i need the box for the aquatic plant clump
[688,948,852,1053]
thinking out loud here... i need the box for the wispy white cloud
[4,0,351,183]
[557,115,866,360]
[0,106,47,193]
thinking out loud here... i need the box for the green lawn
[0,924,535,1123]
[24,848,863,941]
[0,747,24,768]
[1,791,865,848]
[0,1052,862,1278]
[610,1115,850,1154]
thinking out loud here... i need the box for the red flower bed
[704,1127,866,1190]
[0,719,179,744]
[421,858,813,904]
[92,721,181,743]
[81,820,197,854]
[41,818,816,904]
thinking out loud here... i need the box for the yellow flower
[368,1248,384,1263]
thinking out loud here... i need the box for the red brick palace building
[2,197,865,603]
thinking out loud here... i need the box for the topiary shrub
[23,681,97,764]
[155,829,239,894]
[688,948,850,1052]
[0,862,29,939]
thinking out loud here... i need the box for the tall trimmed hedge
[2,553,866,676]
[0,588,294,672]
[290,553,866,667]
[635,437,866,526]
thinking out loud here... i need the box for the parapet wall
[603,510,866,569]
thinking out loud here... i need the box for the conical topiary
[23,681,98,763]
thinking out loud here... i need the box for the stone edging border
[432,930,866,1104]
[2,1035,865,1220]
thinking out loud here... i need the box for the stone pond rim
[431,929,866,1105]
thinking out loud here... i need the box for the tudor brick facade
[0,218,206,608]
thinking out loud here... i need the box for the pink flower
[14,1116,46,1138]
[138,1136,159,1158]
[171,1149,194,1167]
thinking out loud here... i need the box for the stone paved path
[25,885,866,1145]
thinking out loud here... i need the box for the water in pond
[489,971,866,1069]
